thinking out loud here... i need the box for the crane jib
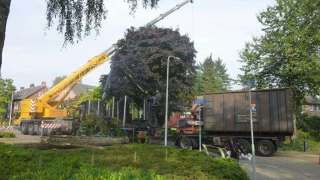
[39,0,193,104]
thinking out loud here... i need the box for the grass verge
[0,143,248,180]
[280,131,320,154]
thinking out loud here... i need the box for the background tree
[0,78,15,120]
[0,0,11,76]
[52,75,67,86]
[239,0,320,113]
[104,27,196,125]
[194,55,230,95]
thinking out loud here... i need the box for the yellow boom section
[38,47,114,104]
[16,47,114,123]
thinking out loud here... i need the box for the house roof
[72,84,95,96]
[13,85,46,100]
[304,96,320,105]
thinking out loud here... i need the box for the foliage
[0,143,248,180]
[297,114,320,140]
[239,0,320,110]
[52,75,67,86]
[79,113,109,135]
[105,27,196,125]
[0,78,15,120]
[65,86,102,118]
[194,55,230,95]
[46,0,160,45]
[280,130,320,153]
[0,0,11,72]
[0,131,15,138]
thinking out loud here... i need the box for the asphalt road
[240,152,320,180]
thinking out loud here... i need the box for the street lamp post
[249,89,256,180]
[164,56,180,146]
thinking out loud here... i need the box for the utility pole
[143,98,146,121]
[8,91,14,127]
[97,100,100,116]
[123,96,127,128]
[88,100,91,116]
[112,96,115,118]
[117,100,119,126]
[249,90,256,180]
[199,107,202,151]
[164,56,181,146]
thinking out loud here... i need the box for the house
[303,96,320,117]
[59,83,95,101]
[13,82,48,114]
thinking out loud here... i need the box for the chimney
[30,84,35,88]
[41,81,46,87]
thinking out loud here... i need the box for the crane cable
[191,0,195,42]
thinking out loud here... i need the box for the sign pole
[199,107,202,151]
[249,90,256,180]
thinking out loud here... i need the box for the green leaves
[239,0,320,106]
[46,0,160,45]
[194,55,230,95]
[0,78,15,119]
[105,27,196,125]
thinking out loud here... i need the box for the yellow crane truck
[16,0,193,135]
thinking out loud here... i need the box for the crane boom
[146,0,193,27]
[38,0,193,105]
[16,0,192,123]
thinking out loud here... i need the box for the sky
[2,0,275,89]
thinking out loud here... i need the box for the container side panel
[279,90,288,132]
[257,91,271,132]
[286,90,294,134]
[203,94,224,131]
[234,92,250,132]
[223,94,235,131]
[270,90,280,132]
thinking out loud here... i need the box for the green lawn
[0,143,248,180]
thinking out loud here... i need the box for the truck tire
[238,139,251,154]
[179,136,193,150]
[257,140,275,156]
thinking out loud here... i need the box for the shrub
[280,131,320,153]
[0,143,248,180]
[297,114,320,140]
[0,131,15,138]
[79,113,109,135]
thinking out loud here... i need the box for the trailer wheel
[238,139,251,154]
[179,136,193,150]
[257,140,275,156]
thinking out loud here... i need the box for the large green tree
[104,27,196,125]
[0,78,15,119]
[239,0,320,109]
[194,55,230,95]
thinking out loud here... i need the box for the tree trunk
[0,0,11,77]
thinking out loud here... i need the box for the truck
[174,88,294,156]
